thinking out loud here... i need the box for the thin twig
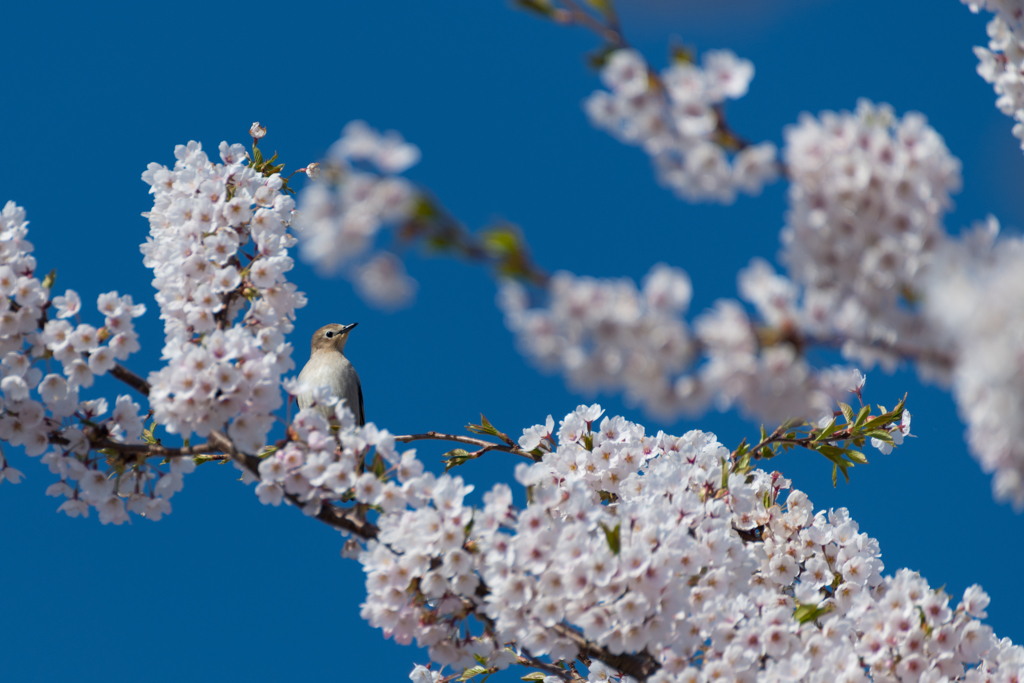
[557,0,624,47]
[393,431,538,460]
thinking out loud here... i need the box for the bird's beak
[342,322,359,334]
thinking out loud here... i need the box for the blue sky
[2,0,1022,681]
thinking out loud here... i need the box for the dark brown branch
[551,624,660,681]
[93,437,225,459]
[111,363,151,397]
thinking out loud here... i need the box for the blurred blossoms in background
[294,121,421,310]
[584,48,779,203]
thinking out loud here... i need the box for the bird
[297,323,364,426]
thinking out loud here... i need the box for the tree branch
[104,361,650,678]
[110,363,151,397]
[556,0,625,47]
[92,437,225,459]
[551,623,660,681]
[393,431,538,460]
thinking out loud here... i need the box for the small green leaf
[521,674,547,682]
[832,464,838,487]
[838,402,854,425]
[599,522,621,555]
[865,430,894,444]
[811,417,835,444]
[460,666,489,681]
[41,269,57,290]
[371,453,386,478]
[844,450,869,465]
[794,602,833,624]
[443,448,472,472]
[586,44,618,69]
[466,414,502,438]
[721,456,729,490]
[853,405,871,431]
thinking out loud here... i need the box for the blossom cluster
[497,265,694,418]
[0,202,169,523]
[342,406,1020,683]
[497,263,864,424]
[252,394,414,516]
[295,121,420,309]
[140,139,305,454]
[963,0,1024,148]
[584,48,779,203]
[777,100,963,373]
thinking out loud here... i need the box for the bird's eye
[325,331,334,338]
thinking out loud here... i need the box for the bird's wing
[357,376,365,427]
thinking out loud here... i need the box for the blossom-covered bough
[2,0,1024,681]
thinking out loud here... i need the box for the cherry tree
[2,1,1024,682]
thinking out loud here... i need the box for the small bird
[297,323,364,426]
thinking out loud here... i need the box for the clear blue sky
[2,1,1021,681]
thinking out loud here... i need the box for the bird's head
[311,322,358,354]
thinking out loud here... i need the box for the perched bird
[297,323,364,426]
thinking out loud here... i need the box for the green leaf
[583,0,610,12]
[466,414,503,438]
[460,666,489,681]
[832,464,838,488]
[838,402,854,425]
[853,405,872,431]
[793,602,833,624]
[586,44,618,69]
[141,420,158,445]
[721,456,729,490]
[474,655,488,666]
[41,269,57,290]
[865,430,893,444]
[443,448,472,472]
[481,226,520,257]
[521,674,547,682]
[734,452,751,475]
[844,449,869,465]
[759,424,768,444]
[669,42,696,65]
[599,522,621,555]
[813,417,837,443]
